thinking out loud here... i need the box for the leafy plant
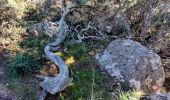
[77,0,86,7]
[119,90,143,100]
[68,42,89,61]
[112,88,144,100]
[20,32,49,54]
[6,23,51,79]
[8,52,40,78]
[27,10,46,22]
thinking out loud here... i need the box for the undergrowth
[8,52,40,78]
[55,65,109,100]
[8,31,50,78]
[67,42,89,62]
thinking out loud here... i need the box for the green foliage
[56,68,107,100]
[8,32,50,78]
[27,10,46,22]
[77,0,86,7]
[8,52,40,78]
[97,0,106,3]
[116,90,143,100]
[119,91,141,100]
[70,69,105,99]
[119,92,129,100]
[67,42,89,61]
[20,32,49,54]
[5,27,51,79]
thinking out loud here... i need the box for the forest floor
[0,0,170,100]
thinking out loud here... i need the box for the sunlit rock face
[96,39,165,93]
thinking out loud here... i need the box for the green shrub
[77,0,86,7]
[8,52,40,78]
[27,10,46,22]
[8,32,50,78]
[68,42,89,61]
[20,32,49,54]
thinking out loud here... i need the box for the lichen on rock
[96,39,165,93]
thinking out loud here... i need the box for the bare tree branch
[141,0,153,42]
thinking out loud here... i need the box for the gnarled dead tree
[38,0,135,99]
[39,0,76,99]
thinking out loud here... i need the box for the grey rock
[99,14,131,38]
[96,39,165,93]
[142,93,170,100]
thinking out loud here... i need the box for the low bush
[67,42,89,61]
[8,52,40,78]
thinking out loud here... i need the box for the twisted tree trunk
[39,0,76,99]
[40,45,72,94]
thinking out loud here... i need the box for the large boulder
[95,39,165,93]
